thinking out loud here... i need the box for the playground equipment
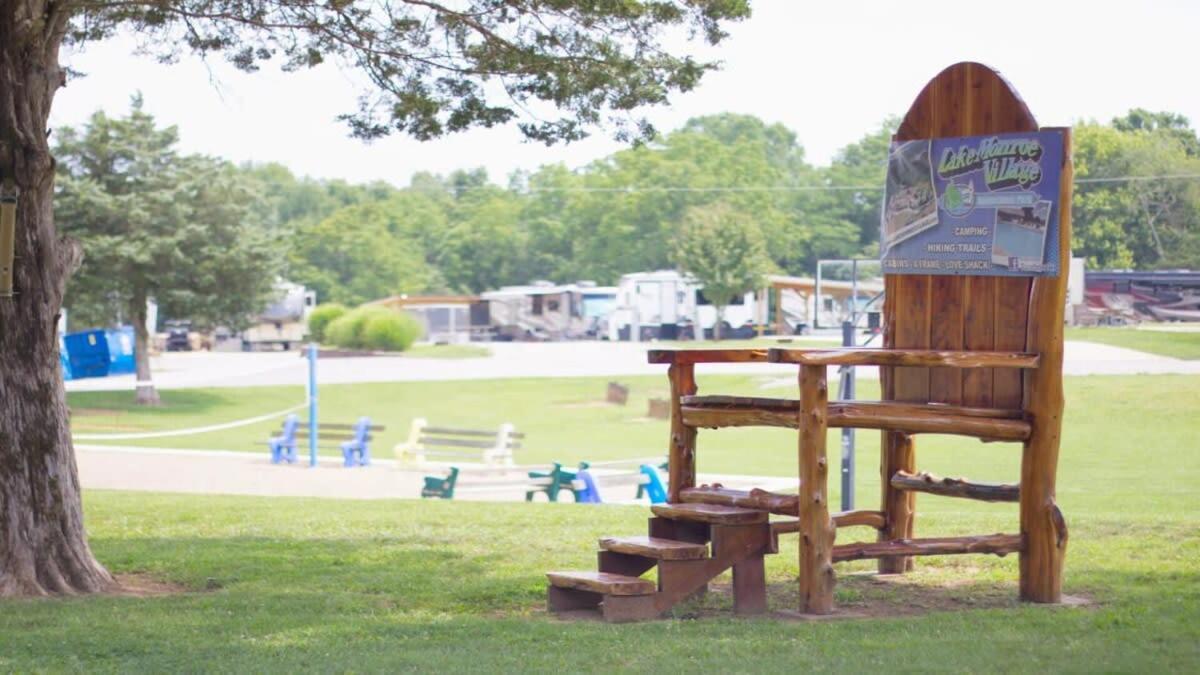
[395,419,521,467]
[546,62,1072,621]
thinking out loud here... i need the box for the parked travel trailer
[481,281,617,340]
[606,271,758,341]
[369,294,477,343]
[764,274,885,334]
[241,281,316,351]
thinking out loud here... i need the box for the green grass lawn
[69,374,1200,496]
[3,373,1197,670]
[0,481,1195,670]
[1066,326,1200,360]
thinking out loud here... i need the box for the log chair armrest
[647,348,772,365]
[767,348,1040,369]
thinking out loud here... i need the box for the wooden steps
[545,571,655,596]
[599,536,708,560]
[650,502,768,525]
[547,501,774,622]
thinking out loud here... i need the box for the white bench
[394,418,521,467]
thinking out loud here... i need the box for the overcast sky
[50,1,1200,186]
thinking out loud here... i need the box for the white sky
[50,0,1200,186]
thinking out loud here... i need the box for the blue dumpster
[63,330,111,379]
[59,334,73,381]
[61,326,139,380]
[105,326,136,375]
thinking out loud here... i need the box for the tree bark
[0,7,116,596]
[131,297,160,406]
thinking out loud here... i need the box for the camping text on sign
[880,129,1064,276]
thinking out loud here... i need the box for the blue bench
[268,416,382,467]
[268,414,300,464]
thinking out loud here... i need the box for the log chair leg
[878,431,916,574]
[1019,438,1067,602]
[667,363,698,503]
[1020,126,1071,603]
[798,364,835,614]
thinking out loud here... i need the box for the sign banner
[880,130,1063,276]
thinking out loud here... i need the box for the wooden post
[667,363,697,503]
[878,431,916,573]
[774,285,783,335]
[798,364,835,614]
[1020,127,1072,603]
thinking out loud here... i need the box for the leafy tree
[290,202,435,306]
[1073,115,1200,269]
[671,202,771,339]
[55,99,281,405]
[0,0,748,597]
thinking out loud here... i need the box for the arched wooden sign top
[896,61,1038,141]
[885,62,1048,410]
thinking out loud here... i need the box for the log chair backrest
[883,62,1072,411]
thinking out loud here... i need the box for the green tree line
[240,109,1200,307]
[63,107,1200,315]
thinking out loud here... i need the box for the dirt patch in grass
[108,573,196,598]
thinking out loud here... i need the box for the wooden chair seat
[679,395,1030,441]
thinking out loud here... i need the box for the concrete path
[66,338,1200,393]
[76,444,795,502]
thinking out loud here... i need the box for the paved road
[66,338,1200,393]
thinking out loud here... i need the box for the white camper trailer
[606,270,757,341]
[241,281,317,351]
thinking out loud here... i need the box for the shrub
[325,306,381,349]
[361,311,423,352]
[307,303,348,343]
[325,306,422,351]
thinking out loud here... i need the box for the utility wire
[504,172,1200,194]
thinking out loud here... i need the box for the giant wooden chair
[546,62,1070,620]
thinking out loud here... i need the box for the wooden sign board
[882,130,1064,276]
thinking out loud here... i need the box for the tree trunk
[713,306,724,340]
[0,8,116,596]
[131,298,159,406]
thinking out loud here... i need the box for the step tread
[651,502,768,525]
[545,571,656,596]
[599,536,709,560]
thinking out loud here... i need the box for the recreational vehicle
[241,281,316,351]
[481,281,617,340]
[606,271,758,341]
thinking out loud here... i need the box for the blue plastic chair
[639,464,668,504]
[269,414,299,464]
[341,417,372,467]
[574,469,603,503]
